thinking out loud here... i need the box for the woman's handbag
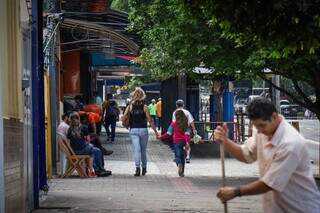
[121,105,131,128]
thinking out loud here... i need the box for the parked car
[280,100,304,118]
[235,98,247,113]
[248,95,260,103]
[280,99,290,106]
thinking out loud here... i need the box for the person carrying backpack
[104,99,120,142]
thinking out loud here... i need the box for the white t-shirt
[241,118,320,213]
[57,121,69,140]
[172,108,194,125]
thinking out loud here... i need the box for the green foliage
[129,0,320,117]
[126,76,143,91]
[129,0,249,80]
[111,0,129,12]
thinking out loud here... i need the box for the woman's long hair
[175,110,188,132]
[131,87,146,105]
[69,112,81,139]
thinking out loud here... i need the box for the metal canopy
[61,18,139,55]
[60,0,141,56]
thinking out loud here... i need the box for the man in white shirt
[57,113,70,140]
[214,97,320,213]
[172,99,196,163]
[172,99,196,131]
[57,113,70,175]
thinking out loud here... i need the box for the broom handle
[217,90,228,213]
[220,143,228,213]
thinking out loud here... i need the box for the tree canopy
[129,0,320,119]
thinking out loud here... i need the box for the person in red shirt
[79,111,101,134]
[157,110,191,177]
[83,103,103,135]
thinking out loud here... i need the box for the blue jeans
[174,141,186,166]
[129,128,149,168]
[76,145,103,171]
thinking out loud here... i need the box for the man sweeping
[214,97,320,213]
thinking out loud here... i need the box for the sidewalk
[34,124,264,212]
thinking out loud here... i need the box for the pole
[0,90,4,213]
[218,95,228,213]
[272,75,280,112]
[0,1,6,211]
[213,80,228,213]
[32,0,47,208]
[47,18,58,175]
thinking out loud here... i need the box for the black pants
[105,117,117,141]
[96,121,102,135]
[157,117,161,130]
[151,115,156,126]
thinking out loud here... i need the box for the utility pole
[272,75,280,112]
[212,80,228,213]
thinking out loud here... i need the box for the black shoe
[96,169,112,177]
[103,149,114,155]
[142,167,147,176]
[178,164,184,177]
[134,167,140,176]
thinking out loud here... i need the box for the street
[33,124,320,212]
[293,119,320,142]
[34,126,264,213]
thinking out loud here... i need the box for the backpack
[106,105,119,117]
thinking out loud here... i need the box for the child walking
[157,110,191,177]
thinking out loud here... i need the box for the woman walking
[123,87,159,176]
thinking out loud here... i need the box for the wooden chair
[58,139,90,178]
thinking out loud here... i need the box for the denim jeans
[129,128,149,168]
[174,141,186,166]
[76,145,103,171]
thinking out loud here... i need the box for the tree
[129,0,320,119]
[111,0,129,12]
[201,0,320,117]
[129,0,250,79]
[126,76,142,91]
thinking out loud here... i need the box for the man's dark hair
[94,91,99,96]
[106,93,113,100]
[61,113,68,121]
[80,113,88,124]
[75,95,82,101]
[247,97,277,121]
[176,99,184,108]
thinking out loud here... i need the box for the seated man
[67,112,111,177]
[57,113,69,140]
[57,113,70,175]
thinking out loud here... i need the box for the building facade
[0,0,33,212]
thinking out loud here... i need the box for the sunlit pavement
[33,124,319,213]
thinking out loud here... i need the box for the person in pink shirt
[158,110,191,177]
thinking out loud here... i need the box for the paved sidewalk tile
[34,124,263,213]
